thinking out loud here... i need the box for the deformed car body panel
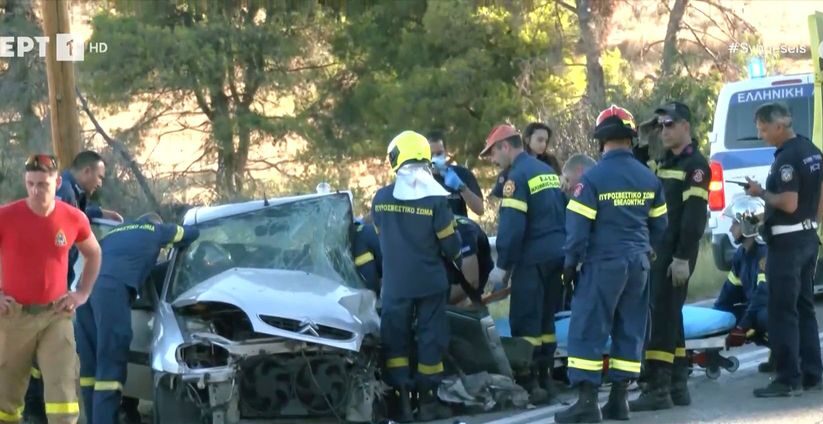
[171,267,380,352]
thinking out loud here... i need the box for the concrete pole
[42,0,81,170]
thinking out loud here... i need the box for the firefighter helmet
[479,124,521,157]
[723,195,765,238]
[594,105,637,141]
[387,130,431,172]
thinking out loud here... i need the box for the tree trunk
[209,83,238,199]
[575,0,614,113]
[41,0,82,169]
[235,106,251,195]
[661,0,689,77]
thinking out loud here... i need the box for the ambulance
[707,12,823,290]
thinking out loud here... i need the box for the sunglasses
[659,119,677,128]
[24,154,59,172]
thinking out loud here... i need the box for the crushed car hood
[172,268,380,352]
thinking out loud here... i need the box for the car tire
[153,373,207,424]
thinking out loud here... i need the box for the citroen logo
[298,319,320,337]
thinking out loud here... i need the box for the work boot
[670,363,691,406]
[554,382,602,424]
[629,367,673,412]
[758,353,775,373]
[600,381,629,421]
[753,381,800,398]
[538,364,558,404]
[416,389,452,422]
[517,369,550,405]
[390,388,413,423]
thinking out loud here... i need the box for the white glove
[667,257,691,287]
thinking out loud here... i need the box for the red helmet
[594,105,637,140]
[479,124,520,157]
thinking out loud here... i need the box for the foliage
[81,0,338,199]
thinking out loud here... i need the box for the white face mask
[431,154,448,172]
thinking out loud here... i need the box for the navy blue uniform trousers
[510,258,563,366]
[766,232,823,387]
[567,254,650,385]
[382,290,449,390]
[75,283,134,424]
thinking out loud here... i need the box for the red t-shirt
[0,200,91,304]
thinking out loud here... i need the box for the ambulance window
[724,85,815,149]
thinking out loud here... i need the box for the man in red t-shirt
[0,153,102,424]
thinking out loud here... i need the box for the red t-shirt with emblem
[0,199,91,304]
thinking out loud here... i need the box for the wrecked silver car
[105,192,383,423]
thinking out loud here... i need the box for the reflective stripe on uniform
[94,381,123,391]
[521,336,541,347]
[0,407,23,421]
[567,200,596,220]
[436,224,455,239]
[610,358,641,373]
[172,225,185,243]
[386,357,409,368]
[501,198,528,213]
[417,362,444,375]
[757,273,766,284]
[645,350,675,363]
[675,347,687,358]
[682,187,709,201]
[657,169,686,180]
[45,402,80,415]
[568,357,603,371]
[541,333,556,344]
[30,367,42,379]
[354,252,374,266]
[728,271,742,286]
[79,377,95,387]
[649,203,668,218]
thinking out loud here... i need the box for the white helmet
[722,195,765,239]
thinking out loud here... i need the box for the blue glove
[444,167,465,191]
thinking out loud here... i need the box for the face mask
[431,154,448,172]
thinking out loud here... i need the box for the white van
[705,73,817,274]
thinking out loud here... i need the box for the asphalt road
[440,298,823,424]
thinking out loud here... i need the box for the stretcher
[493,305,740,380]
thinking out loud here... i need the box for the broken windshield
[167,193,364,300]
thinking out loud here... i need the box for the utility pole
[42,0,81,169]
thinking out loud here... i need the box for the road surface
[439,298,823,424]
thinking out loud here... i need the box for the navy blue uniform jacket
[371,184,462,299]
[565,149,668,267]
[496,152,566,270]
[97,221,199,291]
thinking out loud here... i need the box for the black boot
[600,381,629,421]
[416,389,451,422]
[670,362,691,406]
[538,364,558,404]
[629,366,673,412]
[554,382,602,424]
[391,388,413,423]
[518,368,550,405]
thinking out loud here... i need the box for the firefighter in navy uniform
[554,105,668,423]
[371,130,462,422]
[75,213,199,424]
[352,219,382,294]
[478,124,566,404]
[714,196,770,348]
[744,102,823,397]
[631,101,710,412]
[446,215,494,307]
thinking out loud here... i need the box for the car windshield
[167,193,364,301]
[724,83,815,149]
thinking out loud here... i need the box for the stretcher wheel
[705,366,721,380]
[725,356,739,372]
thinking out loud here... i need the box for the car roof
[182,191,354,225]
[718,73,813,96]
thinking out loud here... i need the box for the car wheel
[153,373,208,424]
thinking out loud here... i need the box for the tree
[82,0,336,199]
